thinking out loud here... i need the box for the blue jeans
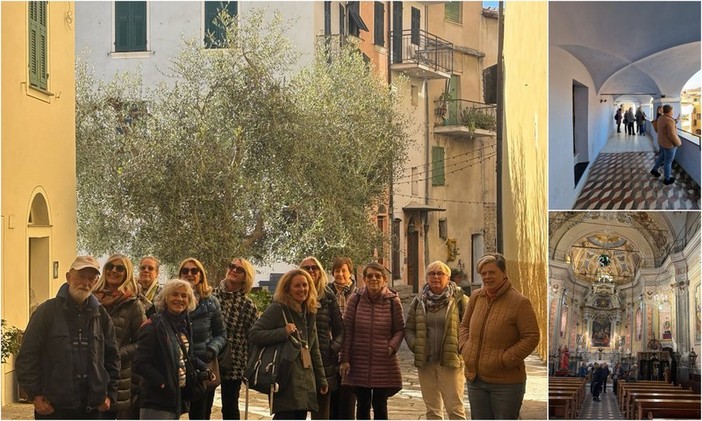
[466,377,525,420]
[652,147,677,180]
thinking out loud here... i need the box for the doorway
[572,80,589,186]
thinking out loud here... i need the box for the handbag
[218,341,233,372]
[177,339,208,401]
[204,355,221,391]
[245,309,300,394]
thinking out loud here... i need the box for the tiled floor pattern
[573,152,701,210]
[578,383,623,420]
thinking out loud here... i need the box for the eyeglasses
[302,265,320,272]
[105,262,126,273]
[180,267,201,276]
[365,273,384,280]
[427,271,447,278]
[140,265,156,271]
[227,264,245,274]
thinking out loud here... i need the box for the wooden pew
[549,395,574,419]
[635,398,701,420]
[619,383,680,411]
[624,391,697,419]
[549,377,586,418]
[617,380,668,403]
[645,407,701,419]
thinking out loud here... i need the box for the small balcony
[391,29,453,79]
[434,98,497,139]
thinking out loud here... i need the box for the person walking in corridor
[614,106,623,133]
[636,107,646,135]
[650,104,682,185]
[458,253,539,420]
[626,107,635,135]
[405,260,468,420]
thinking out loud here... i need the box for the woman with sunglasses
[299,256,345,420]
[178,258,227,420]
[93,253,146,419]
[212,258,258,419]
[249,269,328,419]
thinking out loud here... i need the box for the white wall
[549,46,610,209]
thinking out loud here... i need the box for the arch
[28,189,51,226]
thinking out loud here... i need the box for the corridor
[572,131,700,210]
[578,382,623,420]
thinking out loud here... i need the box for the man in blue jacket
[16,255,120,419]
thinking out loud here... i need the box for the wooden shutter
[115,2,146,52]
[432,146,445,186]
[445,2,461,24]
[411,7,420,45]
[324,1,331,36]
[28,1,48,90]
[204,1,238,48]
[374,2,384,46]
[339,3,345,36]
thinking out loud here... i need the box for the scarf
[94,288,131,311]
[163,310,189,388]
[421,282,456,313]
[333,282,353,315]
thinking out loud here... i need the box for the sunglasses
[302,265,320,272]
[105,262,126,273]
[227,264,245,274]
[140,265,156,271]
[180,267,201,276]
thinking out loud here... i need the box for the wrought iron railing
[434,98,496,131]
[391,29,453,74]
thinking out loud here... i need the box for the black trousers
[330,384,356,419]
[35,407,100,420]
[220,379,243,420]
[354,387,390,420]
[273,410,307,419]
[188,389,216,420]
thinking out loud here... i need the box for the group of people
[16,252,540,420]
[614,106,647,136]
[578,361,630,402]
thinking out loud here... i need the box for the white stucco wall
[549,46,610,209]
[76,1,318,86]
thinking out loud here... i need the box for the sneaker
[650,169,661,177]
[663,177,676,185]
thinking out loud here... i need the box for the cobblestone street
[2,342,547,420]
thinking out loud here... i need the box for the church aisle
[578,382,624,420]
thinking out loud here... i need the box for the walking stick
[244,380,249,420]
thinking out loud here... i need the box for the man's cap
[70,256,101,274]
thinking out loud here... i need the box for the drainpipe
[495,2,504,253]
[423,4,431,270]
[387,0,394,284]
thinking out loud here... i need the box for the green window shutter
[28,1,48,90]
[432,146,445,186]
[204,1,238,49]
[445,2,461,24]
[373,2,384,46]
[115,1,146,52]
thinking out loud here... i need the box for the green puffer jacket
[404,285,467,368]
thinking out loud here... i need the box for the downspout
[423,4,430,269]
[387,0,394,284]
[495,2,505,253]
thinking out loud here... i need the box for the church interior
[548,211,700,419]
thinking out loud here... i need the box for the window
[324,1,331,36]
[204,1,238,48]
[373,2,384,46]
[347,1,368,37]
[339,4,345,37]
[411,85,419,107]
[411,7,420,45]
[445,2,462,24]
[431,146,445,186]
[28,1,48,90]
[115,1,147,52]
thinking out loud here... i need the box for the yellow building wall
[501,1,548,360]
[1,1,77,404]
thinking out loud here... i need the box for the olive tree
[76,10,413,278]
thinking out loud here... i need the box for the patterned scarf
[333,282,353,316]
[421,282,456,313]
[164,311,189,389]
[94,288,131,311]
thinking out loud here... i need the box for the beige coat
[657,114,682,149]
[458,279,539,384]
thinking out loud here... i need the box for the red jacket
[340,287,404,390]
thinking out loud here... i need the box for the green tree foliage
[1,320,22,364]
[76,10,413,279]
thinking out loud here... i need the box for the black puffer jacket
[189,295,227,363]
[315,289,344,391]
[104,296,146,412]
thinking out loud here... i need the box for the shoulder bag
[177,337,208,401]
[245,308,300,394]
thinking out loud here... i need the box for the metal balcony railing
[391,29,453,75]
[434,98,496,131]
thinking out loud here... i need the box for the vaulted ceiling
[550,2,701,100]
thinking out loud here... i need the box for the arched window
[28,193,50,226]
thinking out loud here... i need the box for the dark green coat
[249,301,327,414]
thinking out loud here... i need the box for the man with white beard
[16,256,120,419]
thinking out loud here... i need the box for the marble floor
[577,382,623,420]
[573,132,700,210]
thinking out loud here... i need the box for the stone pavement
[1,342,547,420]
